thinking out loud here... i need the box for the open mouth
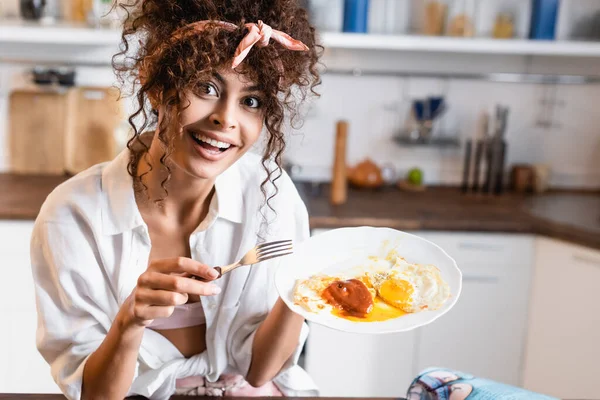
[189,131,234,156]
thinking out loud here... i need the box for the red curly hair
[112,0,322,209]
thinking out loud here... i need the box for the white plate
[275,227,462,334]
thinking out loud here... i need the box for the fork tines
[257,239,293,262]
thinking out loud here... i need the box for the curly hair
[112,0,322,212]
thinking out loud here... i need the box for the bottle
[529,0,560,40]
[343,0,370,33]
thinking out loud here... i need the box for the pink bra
[147,301,206,330]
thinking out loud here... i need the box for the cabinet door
[0,221,61,393]
[523,238,600,399]
[414,233,534,387]
[304,322,416,398]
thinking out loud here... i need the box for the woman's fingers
[151,257,220,281]
[135,287,189,306]
[133,304,175,322]
[139,271,221,296]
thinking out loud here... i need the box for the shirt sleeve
[226,174,311,380]
[31,219,113,400]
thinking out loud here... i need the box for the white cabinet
[414,232,534,387]
[305,324,416,397]
[304,229,535,397]
[523,237,600,400]
[0,220,61,394]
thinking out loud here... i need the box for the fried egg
[368,257,450,313]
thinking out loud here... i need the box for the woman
[30,1,321,399]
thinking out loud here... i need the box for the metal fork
[193,239,293,280]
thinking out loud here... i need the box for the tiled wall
[285,73,600,189]
[1,52,600,189]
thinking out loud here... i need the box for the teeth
[193,132,231,149]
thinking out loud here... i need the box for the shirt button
[209,304,217,310]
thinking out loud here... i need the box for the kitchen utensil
[511,165,535,193]
[64,86,123,175]
[471,113,488,192]
[8,88,69,175]
[380,163,396,185]
[20,0,46,20]
[331,120,348,205]
[461,139,472,193]
[275,227,462,334]
[533,164,551,193]
[194,239,293,281]
[483,105,509,194]
[347,158,384,189]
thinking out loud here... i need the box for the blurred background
[0,0,599,399]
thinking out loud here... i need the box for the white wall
[285,71,600,189]
[1,57,599,189]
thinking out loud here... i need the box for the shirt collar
[101,147,243,236]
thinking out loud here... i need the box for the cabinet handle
[462,275,499,283]
[573,254,600,268]
[458,242,505,252]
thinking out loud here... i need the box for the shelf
[321,32,600,58]
[0,20,121,46]
[2,21,600,57]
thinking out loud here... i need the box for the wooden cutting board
[64,86,123,175]
[8,89,69,175]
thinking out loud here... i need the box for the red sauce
[321,279,374,318]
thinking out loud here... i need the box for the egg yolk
[378,278,414,310]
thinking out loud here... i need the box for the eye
[197,82,218,97]
[243,96,262,109]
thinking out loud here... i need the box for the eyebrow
[213,72,262,93]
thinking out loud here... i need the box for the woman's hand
[120,257,221,328]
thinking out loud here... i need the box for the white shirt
[30,147,319,400]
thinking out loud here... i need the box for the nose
[209,100,237,131]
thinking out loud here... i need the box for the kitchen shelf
[321,32,600,58]
[3,21,600,57]
[0,20,121,46]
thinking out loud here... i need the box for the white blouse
[30,147,318,400]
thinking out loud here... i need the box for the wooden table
[0,396,406,400]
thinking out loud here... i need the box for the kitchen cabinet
[523,237,600,400]
[304,229,535,396]
[0,221,61,394]
[304,324,416,398]
[414,232,534,388]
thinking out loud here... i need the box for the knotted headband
[171,20,309,69]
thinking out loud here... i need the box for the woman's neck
[135,132,215,228]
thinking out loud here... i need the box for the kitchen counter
[298,183,600,250]
[0,173,598,250]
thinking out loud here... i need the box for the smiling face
[163,68,265,181]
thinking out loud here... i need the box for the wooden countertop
[300,183,600,250]
[1,173,599,250]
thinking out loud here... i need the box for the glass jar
[422,0,448,36]
[446,0,477,37]
[70,0,92,23]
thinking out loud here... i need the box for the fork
[193,239,293,281]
